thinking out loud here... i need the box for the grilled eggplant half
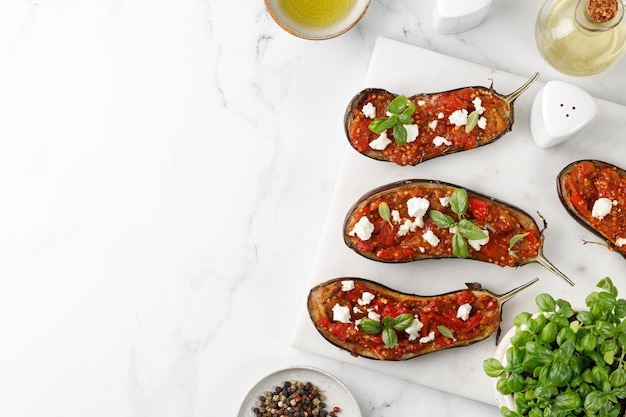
[308,277,538,360]
[344,73,539,166]
[557,159,626,259]
[344,179,573,285]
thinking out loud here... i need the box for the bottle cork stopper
[587,0,618,23]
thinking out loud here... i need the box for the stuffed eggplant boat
[308,277,538,360]
[344,179,573,285]
[557,160,626,259]
[344,73,539,166]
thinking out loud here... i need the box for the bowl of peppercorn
[238,366,361,417]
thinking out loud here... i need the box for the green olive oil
[277,0,357,29]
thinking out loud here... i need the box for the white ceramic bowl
[264,0,370,40]
[491,325,518,411]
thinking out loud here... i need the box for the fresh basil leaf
[392,313,414,331]
[557,327,576,346]
[596,320,616,338]
[609,368,626,387]
[360,318,383,334]
[536,293,557,312]
[577,310,595,325]
[382,316,394,328]
[398,114,414,125]
[483,358,505,377]
[458,219,488,240]
[540,321,558,344]
[547,361,572,387]
[554,390,581,411]
[450,188,468,217]
[387,95,408,114]
[428,210,456,228]
[507,373,526,392]
[591,365,609,387]
[511,330,534,348]
[452,232,469,259]
[597,277,618,297]
[496,379,513,396]
[506,346,524,367]
[393,124,407,146]
[378,202,391,224]
[583,390,605,413]
[513,312,532,328]
[509,232,529,250]
[403,102,416,117]
[499,405,519,417]
[382,327,398,348]
[368,117,393,134]
[437,325,454,339]
[465,110,480,133]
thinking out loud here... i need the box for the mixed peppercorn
[253,380,340,417]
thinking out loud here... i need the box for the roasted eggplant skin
[307,277,534,361]
[343,179,543,267]
[557,159,626,259]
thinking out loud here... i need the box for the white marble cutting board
[292,37,626,405]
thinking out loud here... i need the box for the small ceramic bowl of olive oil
[265,0,370,40]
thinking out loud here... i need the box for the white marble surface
[1,1,625,417]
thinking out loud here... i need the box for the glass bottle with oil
[535,0,626,76]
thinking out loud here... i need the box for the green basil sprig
[368,95,416,146]
[428,188,488,259]
[508,232,530,258]
[361,313,414,349]
[483,277,626,417]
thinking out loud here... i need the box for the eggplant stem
[496,277,540,304]
[534,252,575,286]
[504,72,540,105]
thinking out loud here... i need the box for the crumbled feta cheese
[477,116,487,130]
[349,216,375,241]
[367,310,381,322]
[438,112,444,119]
[353,306,361,314]
[358,291,375,306]
[361,102,376,119]
[439,197,450,207]
[616,238,626,247]
[417,100,426,106]
[419,331,435,344]
[433,136,452,147]
[592,198,616,220]
[448,109,469,126]
[405,124,419,143]
[407,197,430,227]
[332,304,351,323]
[520,323,529,331]
[468,229,490,251]
[341,280,355,291]
[457,303,472,321]
[428,120,438,130]
[473,97,485,114]
[405,315,424,341]
[422,229,440,247]
[354,319,360,330]
[391,209,402,224]
[419,247,425,253]
[397,219,413,237]
[369,131,392,150]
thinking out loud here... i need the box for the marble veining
[1,1,626,417]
